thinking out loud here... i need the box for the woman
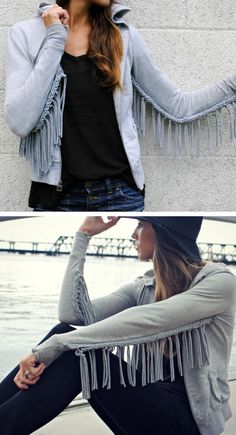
[4,1,236,211]
[0,215,235,435]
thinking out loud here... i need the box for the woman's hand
[79,217,120,237]
[13,354,46,390]
[42,4,70,28]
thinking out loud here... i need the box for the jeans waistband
[69,177,127,194]
[84,177,115,191]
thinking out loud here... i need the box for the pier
[0,236,137,258]
[0,236,236,263]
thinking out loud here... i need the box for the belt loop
[105,178,113,194]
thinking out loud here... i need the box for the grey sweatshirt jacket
[4,1,236,189]
[31,231,236,435]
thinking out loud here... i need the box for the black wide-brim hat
[126,216,203,261]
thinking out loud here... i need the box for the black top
[29,51,140,208]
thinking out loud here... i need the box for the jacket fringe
[18,64,236,174]
[71,270,213,400]
[71,318,212,399]
[19,65,67,177]
[72,270,96,326]
[131,76,236,157]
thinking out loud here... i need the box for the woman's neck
[66,0,91,31]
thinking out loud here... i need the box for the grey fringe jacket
[31,231,236,435]
[4,1,236,190]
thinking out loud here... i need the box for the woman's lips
[133,241,139,251]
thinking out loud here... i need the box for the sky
[0,215,236,244]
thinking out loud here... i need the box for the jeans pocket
[118,183,144,202]
[108,182,144,211]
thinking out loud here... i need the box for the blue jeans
[33,178,145,212]
[0,322,200,435]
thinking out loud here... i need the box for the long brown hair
[152,228,206,358]
[57,0,123,91]
[153,229,205,302]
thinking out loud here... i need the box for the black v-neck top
[28,51,139,208]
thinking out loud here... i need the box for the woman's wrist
[78,227,94,237]
[31,334,63,368]
[32,350,40,363]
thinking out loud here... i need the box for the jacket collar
[189,260,230,287]
[143,269,155,286]
[36,1,131,24]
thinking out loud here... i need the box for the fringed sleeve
[4,23,68,176]
[32,267,236,399]
[19,65,67,177]
[58,231,138,326]
[129,24,236,157]
[71,317,212,399]
[58,230,92,325]
[4,23,67,137]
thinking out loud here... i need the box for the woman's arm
[4,22,67,137]
[58,230,138,325]
[17,216,139,389]
[130,24,236,122]
[31,265,236,367]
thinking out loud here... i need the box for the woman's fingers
[19,356,46,384]
[79,216,120,236]
[29,361,46,377]
[32,362,46,377]
[60,10,70,25]
[15,353,46,389]
[19,361,27,383]
[18,373,40,387]
[23,364,45,382]
[15,364,44,389]
[42,4,70,28]
[14,371,30,390]
[14,374,29,390]
[105,217,120,228]
[21,375,41,386]
[58,7,70,25]
[13,371,25,389]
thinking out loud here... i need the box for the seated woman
[0,216,235,435]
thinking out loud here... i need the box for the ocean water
[0,253,235,383]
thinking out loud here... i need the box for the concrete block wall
[1,0,236,211]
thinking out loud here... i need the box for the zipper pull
[56,180,63,192]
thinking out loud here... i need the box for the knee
[36,322,76,347]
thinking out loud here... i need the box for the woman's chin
[137,251,152,262]
[137,252,147,261]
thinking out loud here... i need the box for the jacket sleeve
[58,231,138,326]
[4,22,67,137]
[32,266,236,367]
[129,24,236,122]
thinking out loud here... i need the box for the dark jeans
[0,322,200,435]
[33,178,145,211]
